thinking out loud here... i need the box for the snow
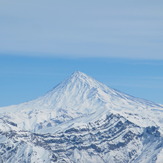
[0,72,163,132]
[0,71,162,134]
[156,149,163,163]
[30,146,50,163]
[0,71,162,162]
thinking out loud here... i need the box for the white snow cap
[0,71,163,133]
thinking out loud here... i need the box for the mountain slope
[0,71,163,163]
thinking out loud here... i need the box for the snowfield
[0,71,163,163]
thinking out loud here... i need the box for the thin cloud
[0,0,163,59]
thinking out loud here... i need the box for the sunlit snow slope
[0,71,163,163]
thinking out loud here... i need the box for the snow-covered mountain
[0,71,163,163]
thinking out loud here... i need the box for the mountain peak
[71,71,85,76]
[62,71,96,87]
[0,73,163,163]
[0,71,162,136]
[70,71,90,80]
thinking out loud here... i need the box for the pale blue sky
[0,0,163,59]
[0,1,163,106]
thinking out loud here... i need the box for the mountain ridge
[0,71,163,133]
[0,71,163,163]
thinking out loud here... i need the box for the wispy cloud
[0,0,163,59]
